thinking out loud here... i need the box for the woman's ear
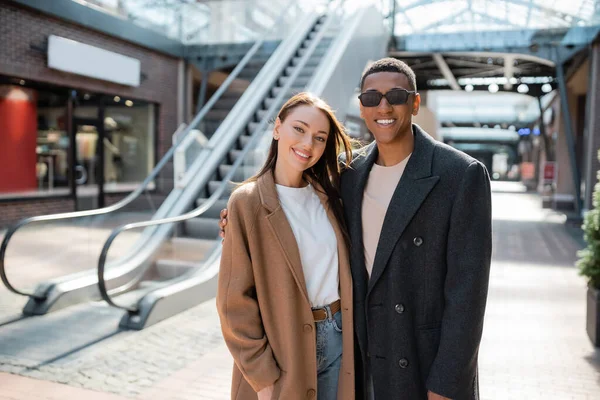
[274,117,281,140]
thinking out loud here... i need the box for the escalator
[0,2,387,329]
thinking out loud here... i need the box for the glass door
[73,117,105,210]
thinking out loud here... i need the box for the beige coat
[216,172,354,400]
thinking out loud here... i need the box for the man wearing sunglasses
[342,58,491,400]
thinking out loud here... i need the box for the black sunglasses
[358,88,416,107]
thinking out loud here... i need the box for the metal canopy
[390,0,600,36]
[389,24,600,93]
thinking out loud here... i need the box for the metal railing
[0,0,299,300]
[97,9,337,312]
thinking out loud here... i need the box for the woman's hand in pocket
[257,385,274,400]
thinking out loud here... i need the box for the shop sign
[48,35,141,87]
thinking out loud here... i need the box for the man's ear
[412,93,421,116]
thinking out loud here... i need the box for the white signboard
[48,35,141,87]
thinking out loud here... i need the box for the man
[220,57,492,400]
[341,57,491,400]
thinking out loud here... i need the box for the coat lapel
[346,142,379,301]
[367,125,440,294]
[257,173,310,306]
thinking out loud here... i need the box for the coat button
[413,237,423,246]
[306,388,316,398]
[398,358,409,368]
[395,303,405,314]
[303,324,313,333]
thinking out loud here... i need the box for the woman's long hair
[245,92,353,242]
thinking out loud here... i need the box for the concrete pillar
[584,41,600,211]
[554,98,576,209]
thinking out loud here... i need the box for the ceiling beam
[414,8,468,33]
[396,0,447,13]
[392,51,556,68]
[395,0,415,31]
[526,0,534,26]
[459,66,509,79]
[432,53,461,90]
[471,11,520,29]
[445,58,505,69]
[502,0,587,25]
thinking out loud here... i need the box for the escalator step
[195,198,230,218]
[279,75,311,88]
[229,148,268,165]
[208,180,236,198]
[285,65,317,77]
[239,134,254,148]
[219,164,260,182]
[271,87,297,99]
[256,108,273,121]
[291,57,321,67]
[298,47,328,58]
[264,98,282,111]
[184,217,221,239]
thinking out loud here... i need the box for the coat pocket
[271,370,286,399]
[415,327,441,385]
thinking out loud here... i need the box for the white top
[276,183,339,307]
[361,155,411,277]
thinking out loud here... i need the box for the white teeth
[377,119,395,125]
[293,149,309,159]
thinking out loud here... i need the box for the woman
[216,92,354,400]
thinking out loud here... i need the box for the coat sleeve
[216,196,281,392]
[426,161,492,398]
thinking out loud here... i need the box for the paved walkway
[0,182,599,399]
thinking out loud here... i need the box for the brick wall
[0,197,76,227]
[0,1,180,227]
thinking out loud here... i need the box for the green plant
[577,150,600,290]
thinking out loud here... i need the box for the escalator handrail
[97,11,337,312]
[0,0,300,299]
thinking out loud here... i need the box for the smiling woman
[216,92,357,400]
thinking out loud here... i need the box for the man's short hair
[360,58,417,92]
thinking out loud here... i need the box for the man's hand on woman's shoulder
[219,208,228,240]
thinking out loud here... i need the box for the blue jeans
[315,307,343,400]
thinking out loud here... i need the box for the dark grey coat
[340,124,492,400]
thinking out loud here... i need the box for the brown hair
[246,92,353,241]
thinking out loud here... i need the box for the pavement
[0,181,599,400]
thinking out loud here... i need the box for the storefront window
[0,79,156,199]
[73,98,155,193]
[104,103,155,191]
